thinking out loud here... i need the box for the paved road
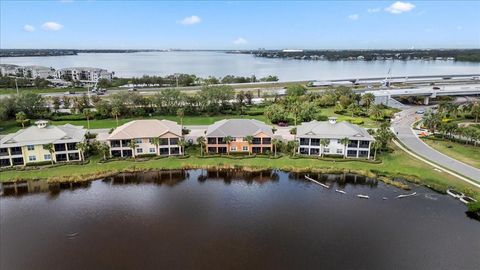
[392,106,480,183]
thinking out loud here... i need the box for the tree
[177,138,187,156]
[177,108,185,129]
[423,112,441,133]
[43,143,55,164]
[244,135,253,155]
[83,109,93,129]
[361,93,375,108]
[15,111,28,128]
[52,96,61,113]
[319,138,330,157]
[224,136,233,155]
[339,137,350,159]
[265,104,288,124]
[197,136,206,156]
[111,106,121,127]
[291,141,300,156]
[128,139,138,158]
[371,140,382,161]
[99,143,110,160]
[76,141,88,163]
[286,85,307,96]
[151,137,160,156]
[244,91,253,105]
[368,105,384,122]
[272,138,280,157]
[290,100,302,126]
[471,102,480,123]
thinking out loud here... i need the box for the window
[135,138,142,144]
[310,139,320,146]
[27,145,35,151]
[242,146,248,151]
[149,148,156,153]
[323,148,330,153]
[230,146,237,151]
[44,154,51,160]
[300,138,309,146]
[336,149,343,154]
[136,148,143,154]
[28,155,36,161]
[148,138,154,144]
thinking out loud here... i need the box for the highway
[392,106,480,184]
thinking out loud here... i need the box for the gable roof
[0,124,86,147]
[297,120,374,141]
[206,119,273,137]
[108,119,181,140]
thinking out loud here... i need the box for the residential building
[0,120,86,167]
[0,64,21,76]
[205,119,274,154]
[107,120,182,157]
[296,118,374,159]
[23,65,56,79]
[56,67,113,82]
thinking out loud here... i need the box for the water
[1,51,479,80]
[1,169,478,270]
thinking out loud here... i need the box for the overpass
[365,83,480,106]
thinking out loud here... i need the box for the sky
[1,0,479,49]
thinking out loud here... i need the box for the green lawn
[318,107,380,128]
[0,87,87,95]
[1,145,479,200]
[423,137,480,169]
[0,114,269,134]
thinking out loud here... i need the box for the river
[1,51,479,80]
[1,169,478,270]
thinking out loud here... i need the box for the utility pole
[15,78,19,95]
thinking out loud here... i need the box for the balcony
[252,138,262,145]
[54,144,66,152]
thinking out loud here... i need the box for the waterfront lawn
[1,145,479,200]
[422,137,480,169]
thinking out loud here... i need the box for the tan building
[205,119,274,154]
[0,120,86,167]
[107,120,182,157]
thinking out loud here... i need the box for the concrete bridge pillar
[424,96,430,105]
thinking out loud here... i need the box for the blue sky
[1,1,479,49]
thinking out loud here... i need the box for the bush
[25,161,52,166]
[346,118,364,125]
[245,111,264,116]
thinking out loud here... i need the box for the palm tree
[197,136,206,156]
[368,105,383,122]
[339,137,350,159]
[99,143,110,160]
[244,135,253,155]
[151,137,160,156]
[111,106,121,127]
[15,111,28,128]
[371,140,382,161]
[83,108,93,129]
[128,139,138,158]
[177,108,185,130]
[224,136,233,155]
[471,102,480,123]
[76,141,88,163]
[319,138,330,157]
[272,138,280,157]
[43,143,55,164]
[361,93,375,108]
[177,138,187,156]
[292,141,300,156]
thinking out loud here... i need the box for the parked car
[416,109,425,114]
[277,122,288,127]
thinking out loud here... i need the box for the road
[392,106,480,183]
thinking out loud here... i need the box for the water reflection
[289,172,378,188]
[197,169,279,184]
[103,170,188,186]
[1,180,91,197]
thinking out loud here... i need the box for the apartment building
[205,119,274,154]
[0,121,87,167]
[296,118,374,159]
[56,67,113,82]
[23,65,56,79]
[107,120,182,157]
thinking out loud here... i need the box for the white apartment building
[296,118,374,159]
[56,67,113,82]
[23,65,56,79]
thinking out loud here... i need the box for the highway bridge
[365,83,480,106]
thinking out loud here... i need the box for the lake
[1,51,479,80]
[1,169,479,270]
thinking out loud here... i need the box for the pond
[1,170,479,270]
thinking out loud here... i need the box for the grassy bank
[2,145,479,200]
[422,137,480,169]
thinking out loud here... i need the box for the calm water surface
[1,51,479,80]
[1,169,479,270]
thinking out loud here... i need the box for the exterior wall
[22,144,53,163]
[205,132,272,154]
[108,133,182,157]
[298,137,372,159]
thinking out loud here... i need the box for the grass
[0,114,269,134]
[422,137,480,169]
[1,144,479,200]
[0,87,87,95]
[317,107,380,128]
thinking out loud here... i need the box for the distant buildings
[106,120,183,158]
[296,118,374,158]
[22,65,56,79]
[0,121,86,167]
[0,64,21,77]
[56,67,113,82]
[205,119,274,154]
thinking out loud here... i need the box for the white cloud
[41,21,63,31]
[178,15,201,25]
[23,24,35,32]
[367,8,381,13]
[233,37,248,45]
[348,14,359,20]
[385,1,415,14]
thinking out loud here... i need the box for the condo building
[205,119,274,154]
[107,120,183,157]
[296,118,374,159]
[0,121,87,167]
[56,67,113,82]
